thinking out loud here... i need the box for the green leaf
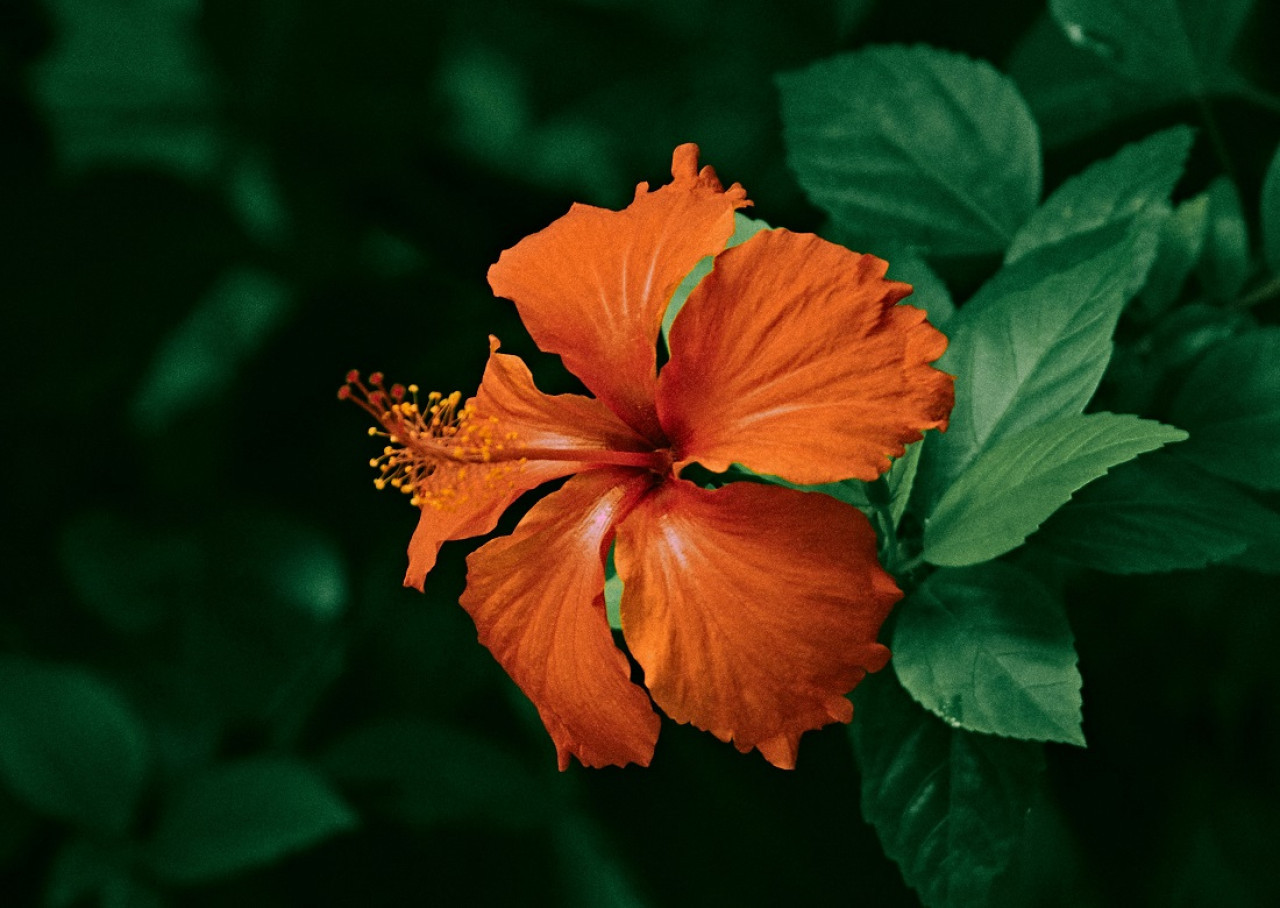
[1261,142,1280,274]
[554,812,648,908]
[1033,451,1280,573]
[922,219,1161,499]
[892,564,1084,745]
[232,511,350,621]
[59,510,200,633]
[663,212,770,343]
[46,837,124,908]
[146,758,357,884]
[851,670,1045,908]
[320,717,551,829]
[886,250,956,328]
[604,545,625,631]
[1008,13,1186,148]
[778,46,1041,256]
[1170,328,1280,490]
[1227,504,1280,574]
[99,877,166,908]
[924,413,1187,567]
[887,440,924,529]
[1135,194,1210,319]
[132,267,293,434]
[1149,302,1251,372]
[0,659,148,834]
[32,0,220,175]
[1048,0,1254,96]
[834,0,876,37]
[752,472,873,510]
[1005,125,1192,263]
[46,838,166,908]
[1196,175,1251,303]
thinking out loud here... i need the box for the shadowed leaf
[320,717,552,829]
[1261,142,1280,274]
[1196,176,1251,303]
[852,670,1045,908]
[146,758,357,884]
[1170,328,1280,490]
[1033,451,1280,572]
[1049,0,1254,96]
[1006,125,1192,263]
[0,659,148,834]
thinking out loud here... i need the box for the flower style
[340,145,954,769]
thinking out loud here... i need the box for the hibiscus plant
[344,17,1280,908]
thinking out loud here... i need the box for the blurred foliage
[3,0,1280,905]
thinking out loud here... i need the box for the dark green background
[4,0,1279,904]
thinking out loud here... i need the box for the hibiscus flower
[341,144,953,769]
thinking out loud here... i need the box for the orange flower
[341,145,953,769]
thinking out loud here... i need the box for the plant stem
[1234,273,1280,308]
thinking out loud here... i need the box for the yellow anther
[348,373,521,515]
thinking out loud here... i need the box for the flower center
[339,371,524,510]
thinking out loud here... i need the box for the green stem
[1230,80,1280,118]
[1234,273,1280,309]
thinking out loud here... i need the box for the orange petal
[488,144,749,442]
[614,478,899,768]
[403,464,564,590]
[473,336,655,459]
[404,337,655,589]
[459,468,661,770]
[658,230,954,484]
